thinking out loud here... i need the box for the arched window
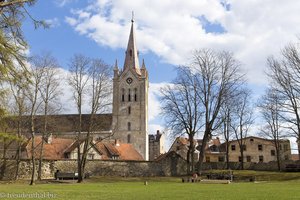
[134,88,137,101]
[128,106,131,115]
[128,89,131,102]
[121,88,125,102]
[127,134,131,143]
[127,122,131,131]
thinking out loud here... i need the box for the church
[112,18,149,160]
[4,18,162,161]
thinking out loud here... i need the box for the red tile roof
[25,136,143,161]
[115,143,143,161]
[25,136,74,160]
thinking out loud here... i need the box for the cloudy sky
[23,0,300,149]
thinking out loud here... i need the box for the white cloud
[55,0,77,7]
[45,18,61,28]
[65,0,300,86]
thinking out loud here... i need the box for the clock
[126,77,133,84]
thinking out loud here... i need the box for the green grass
[0,174,299,200]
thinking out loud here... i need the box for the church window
[128,106,131,115]
[128,89,131,101]
[127,134,131,143]
[121,88,125,102]
[134,88,137,101]
[128,122,131,131]
[129,49,132,57]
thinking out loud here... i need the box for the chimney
[156,130,160,135]
[45,133,53,144]
[115,139,120,147]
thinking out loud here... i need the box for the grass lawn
[0,173,299,200]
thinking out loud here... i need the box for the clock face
[126,77,133,84]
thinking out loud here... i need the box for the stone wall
[0,156,187,180]
[1,158,299,180]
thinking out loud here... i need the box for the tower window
[128,106,131,115]
[128,89,131,101]
[127,134,131,143]
[128,122,131,131]
[121,88,125,102]
[129,49,132,57]
[134,88,137,101]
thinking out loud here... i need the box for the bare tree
[219,98,236,169]
[267,42,300,160]
[230,88,254,169]
[29,53,61,181]
[257,88,284,170]
[25,60,44,185]
[68,54,90,183]
[8,72,29,180]
[161,66,202,174]
[192,49,243,172]
[80,58,112,179]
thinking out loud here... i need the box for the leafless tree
[192,49,243,172]
[80,58,112,179]
[257,88,284,170]
[68,54,90,183]
[25,59,44,185]
[230,88,254,169]
[29,53,61,181]
[160,66,203,174]
[8,71,29,180]
[219,97,236,169]
[267,42,300,160]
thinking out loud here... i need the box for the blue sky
[22,0,300,151]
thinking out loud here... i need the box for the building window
[134,88,137,101]
[129,49,132,57]
[246,156,251,162]
[259,155,264,162]
[128,89,131,101]
[238,156,242,162]
[258,144,263,151]
[127,134,131,143]
[231,145,236,151]
[284,144,289,151]
[206,156,210,163]
[88,154,94,160]
[271,150,276,156]
[121,88,125,102]
[218,156,225,162]
[242,145,247,151]
[128,106,131,115]
[250,138,254,142]
[127,122,131,131]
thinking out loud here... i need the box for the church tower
[112,18,149,160]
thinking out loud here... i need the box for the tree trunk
[240,148,244,170]
[29,115,35,185]
[0,141,8,180]
[14,118,22,180]
[29,133,35,185]
[297,139,300,161]
[198,130,210,173]
[226,140,229,170]
[275,145,281,171]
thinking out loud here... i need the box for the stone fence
[1,157,299,180]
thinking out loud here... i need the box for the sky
[22,0,300,151]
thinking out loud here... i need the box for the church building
[112,18,149,160]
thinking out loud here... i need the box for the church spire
[123,14,141,75]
